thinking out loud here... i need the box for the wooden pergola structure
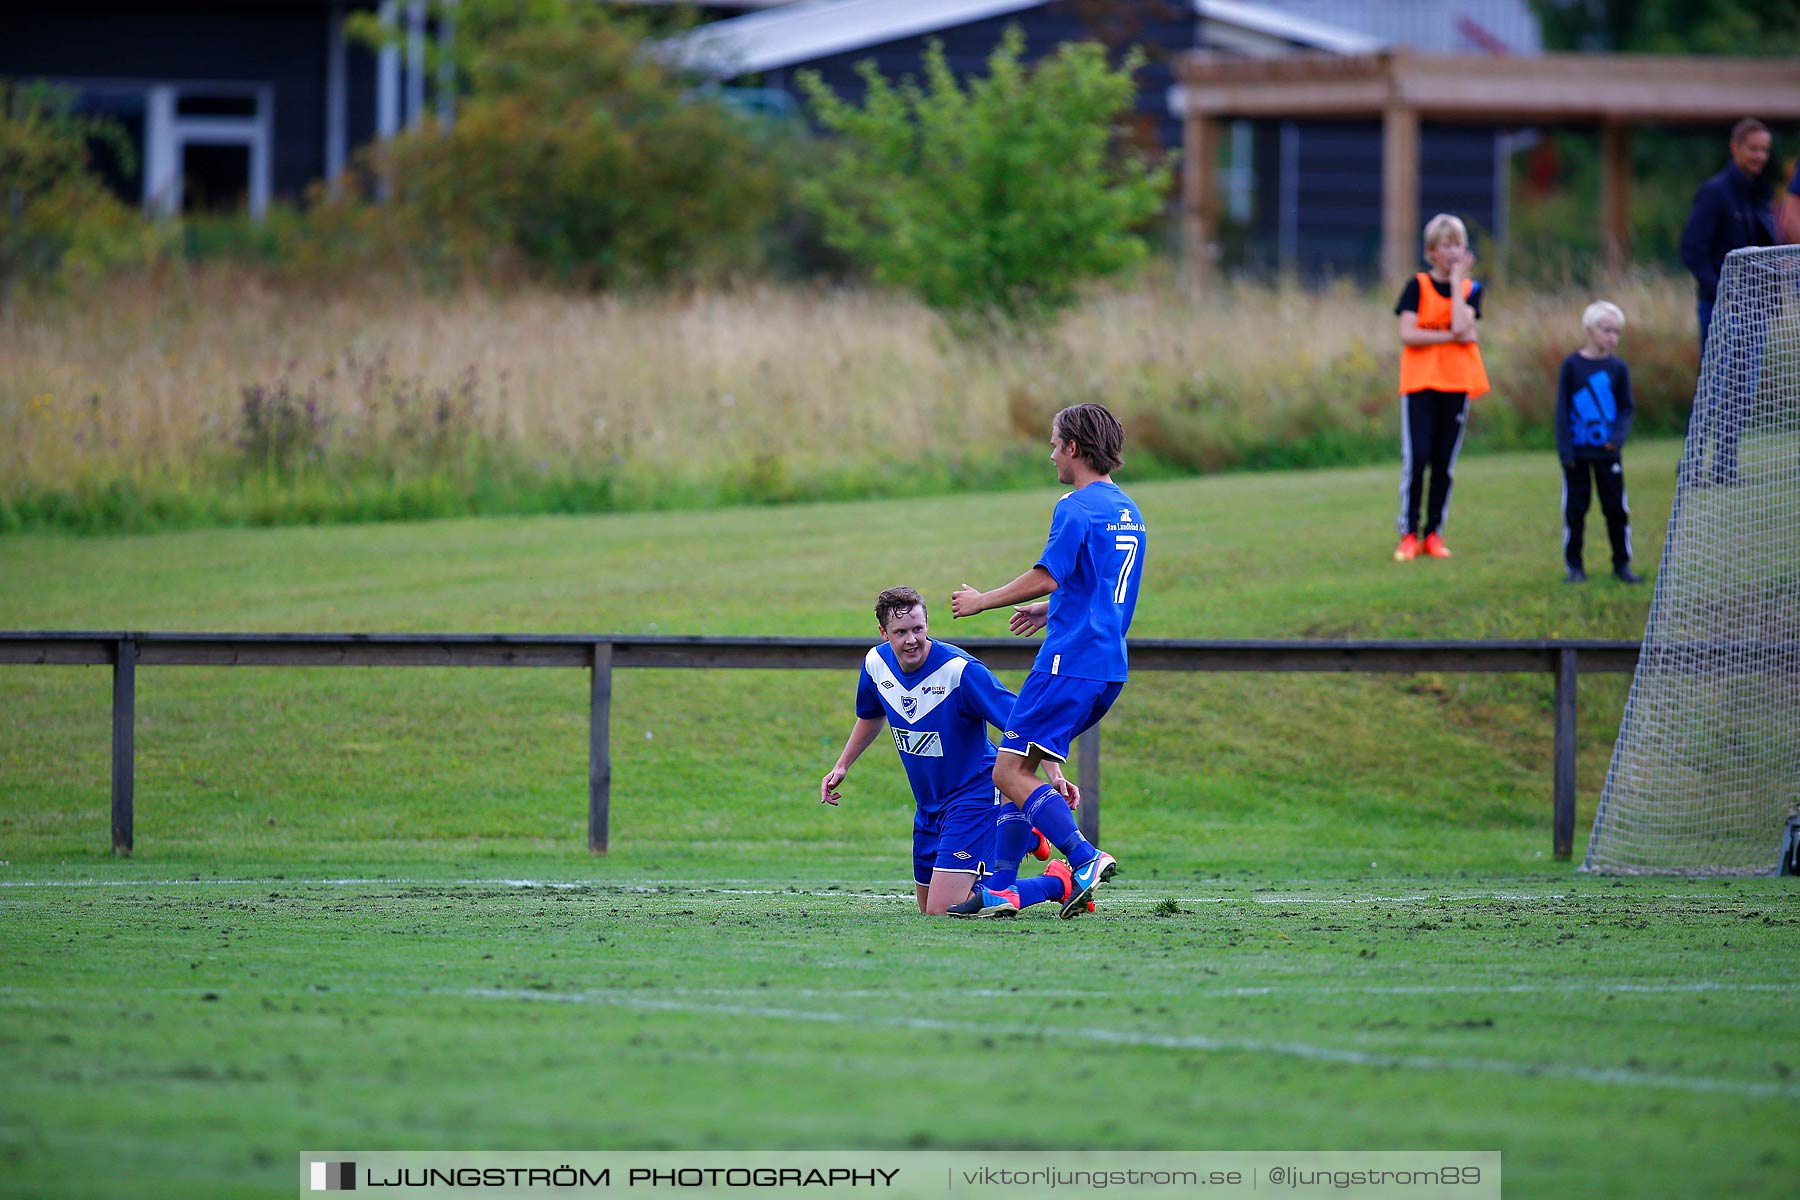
[1175,50,1800,284]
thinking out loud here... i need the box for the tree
[798,27,1174,337]
[1516,0,1800,280]
[0,80,137,320]
[344,1,780,286]
[1531,0,1800,53]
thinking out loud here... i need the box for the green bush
[346,14,780,287]
[0,79,170,317]
[799,27,1174,337]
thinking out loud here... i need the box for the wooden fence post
[1553,648,1578,860]
[589,641,613,855]
[111,636,135,856]
[0,632,1642,857]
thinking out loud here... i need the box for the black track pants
[1562,456,1632,570]
[1397,390,1468,537]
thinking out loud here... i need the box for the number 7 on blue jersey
[1114,535,1139,604]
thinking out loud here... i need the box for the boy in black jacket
[1556,301,1641,584]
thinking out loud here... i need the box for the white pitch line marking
[0,981,1789,1098]
[457,987,1800,1100]
[0,876,1782,906]
[645,980,1800,999]
[5,976,1794,1007]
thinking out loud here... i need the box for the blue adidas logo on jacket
[1556,352,1635,463]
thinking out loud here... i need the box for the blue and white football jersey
[855,640,1016,816]
[1035,480,1145,681]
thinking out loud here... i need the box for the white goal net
[1583,245,1800,874]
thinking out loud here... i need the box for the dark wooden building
[2,1,447,216]
[668,0,1209,155]
[1176,50,1800,282]
[665,0,1524,279]
[7,0,1548,279]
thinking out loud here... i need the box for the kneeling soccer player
[820,586,1081,916]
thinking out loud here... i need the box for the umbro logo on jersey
[865,647,966,725]
[952,851,971,860]
[1004,730,1019,740]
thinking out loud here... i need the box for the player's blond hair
[1582,300,1626,333]
[1422,213,1468,253]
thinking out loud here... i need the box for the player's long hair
[1054,403,1124,474]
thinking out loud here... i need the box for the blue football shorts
[997,671,1123,765]
[912,789,1002,886]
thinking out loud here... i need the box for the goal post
[1583,244,1800,875]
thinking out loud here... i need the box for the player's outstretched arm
[1008,601,1049,637]
[951,567,1057,619]
[821,717,884,806]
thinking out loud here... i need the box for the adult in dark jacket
[1680,118,1774,350]
[1677,118,1774,485]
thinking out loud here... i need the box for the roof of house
[617,1,799,10]
[664,0,1045,77]
[1196,1,1382,57]
[663,0,1380,80]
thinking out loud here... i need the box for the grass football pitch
[4,867,1795,1199]
[3,442,1796,1198]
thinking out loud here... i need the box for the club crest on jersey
[865,646,967,725]
[891,729,943,757]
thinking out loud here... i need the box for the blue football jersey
[1034,481,1145,681]
[855,640,1016,815]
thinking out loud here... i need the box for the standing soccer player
[948,402,1145,919]
[821,586,1079,916]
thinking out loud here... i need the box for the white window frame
[327,2,350,189]
[144,82,275,218]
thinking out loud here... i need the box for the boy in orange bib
[1393,213,1489,562]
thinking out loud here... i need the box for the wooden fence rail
[0,632,1641,860]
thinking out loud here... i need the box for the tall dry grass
[1,266,1698,531]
